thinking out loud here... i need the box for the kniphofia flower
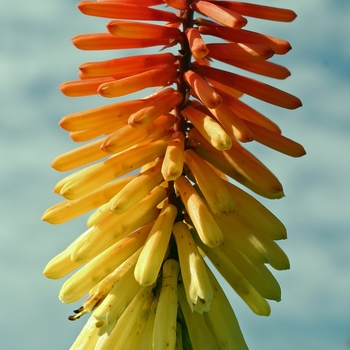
[43,1,305,349]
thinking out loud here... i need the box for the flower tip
[108,201,124,215]
[50,158,65,172]
[238,16,248,28]
[284,95,302,110]
[42,268,50,278]
[289,10,297,22]
[285,42,293,53]
[127,115,144,128]
[238,130,254,143]
[276,191,285,199]
[290,143,306,158]
[69,248,86,263]
[58,82,68,96]
[99,141,112,154]
[267,48,275,60]
[41,211,50,223]
[97,84,109,98]
[43,265,58,280]
[70,36,78,48]
[76,1,85,13]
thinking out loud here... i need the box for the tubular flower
[43,1,305,349]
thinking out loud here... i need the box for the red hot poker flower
[43,1,305,349]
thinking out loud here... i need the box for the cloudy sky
[1,0,350,349]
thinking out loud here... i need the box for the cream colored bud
[134,204,178,286]
[173,221,213,313]
[174,176,223,248]
[184,149,235,216]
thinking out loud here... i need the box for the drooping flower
[43,1,305,349]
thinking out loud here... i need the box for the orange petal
[161,131,185,181]
[129,91,183,128]
[191,1,247,29]
[58,140,168,199]
[194,65,302,109]
[96,0,163,5]
[79,52,177,78]
[217,60,291,80]
[208,102,253,143]
[185,28,209,59]
[244,120,306,157]
[98,66,177,98]
[163,0,188,10]
[77,69,133,81]
[107,20,181,40]
[205,78,243,99]
[199,25,292,55]
[217,89,281,134]
[191,131,284,199]
[189,99,252,142]
[78,1,178,22]
[59,99,152,132]
[102,114,176,154]
[184,70,222,109]
[68,129,111,143]
[207,42,274,61]
[51,139,107,172]
[215,1,297,22]
[42,175,137,225]
[59,77,114,97]
[72,33,172,51]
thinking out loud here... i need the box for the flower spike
[44,1,305,348]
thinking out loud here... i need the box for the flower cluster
[43,1,305,349]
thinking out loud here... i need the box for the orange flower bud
[96,0,163,5]
[198,25,292,55]
[98,66,177,98]
[72,33,172,51]
[101,114,177,154]
[51,139,107,172]
[186,28,209,59]
[163,0,188,10]
[79,53,177,78]
[78,1,178,22]
[217,89,281,133]
[243,121,306,157]
[128,91,183,128]
[191,1,247,29]
[204,77,243,99]
[59,99,153,132]
[221,60,291,80]
[184,70,222,109]
[207,101,254,143]
[215,1,297,22]
[189,128,284,199]
[59,77,113,97]
[194,65,302,109]
[57,140,167,199]
[107,20,181,40]
[207,42,274,62]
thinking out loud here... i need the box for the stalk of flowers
[43,1,305,349]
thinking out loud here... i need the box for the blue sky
[1,0,350,349]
